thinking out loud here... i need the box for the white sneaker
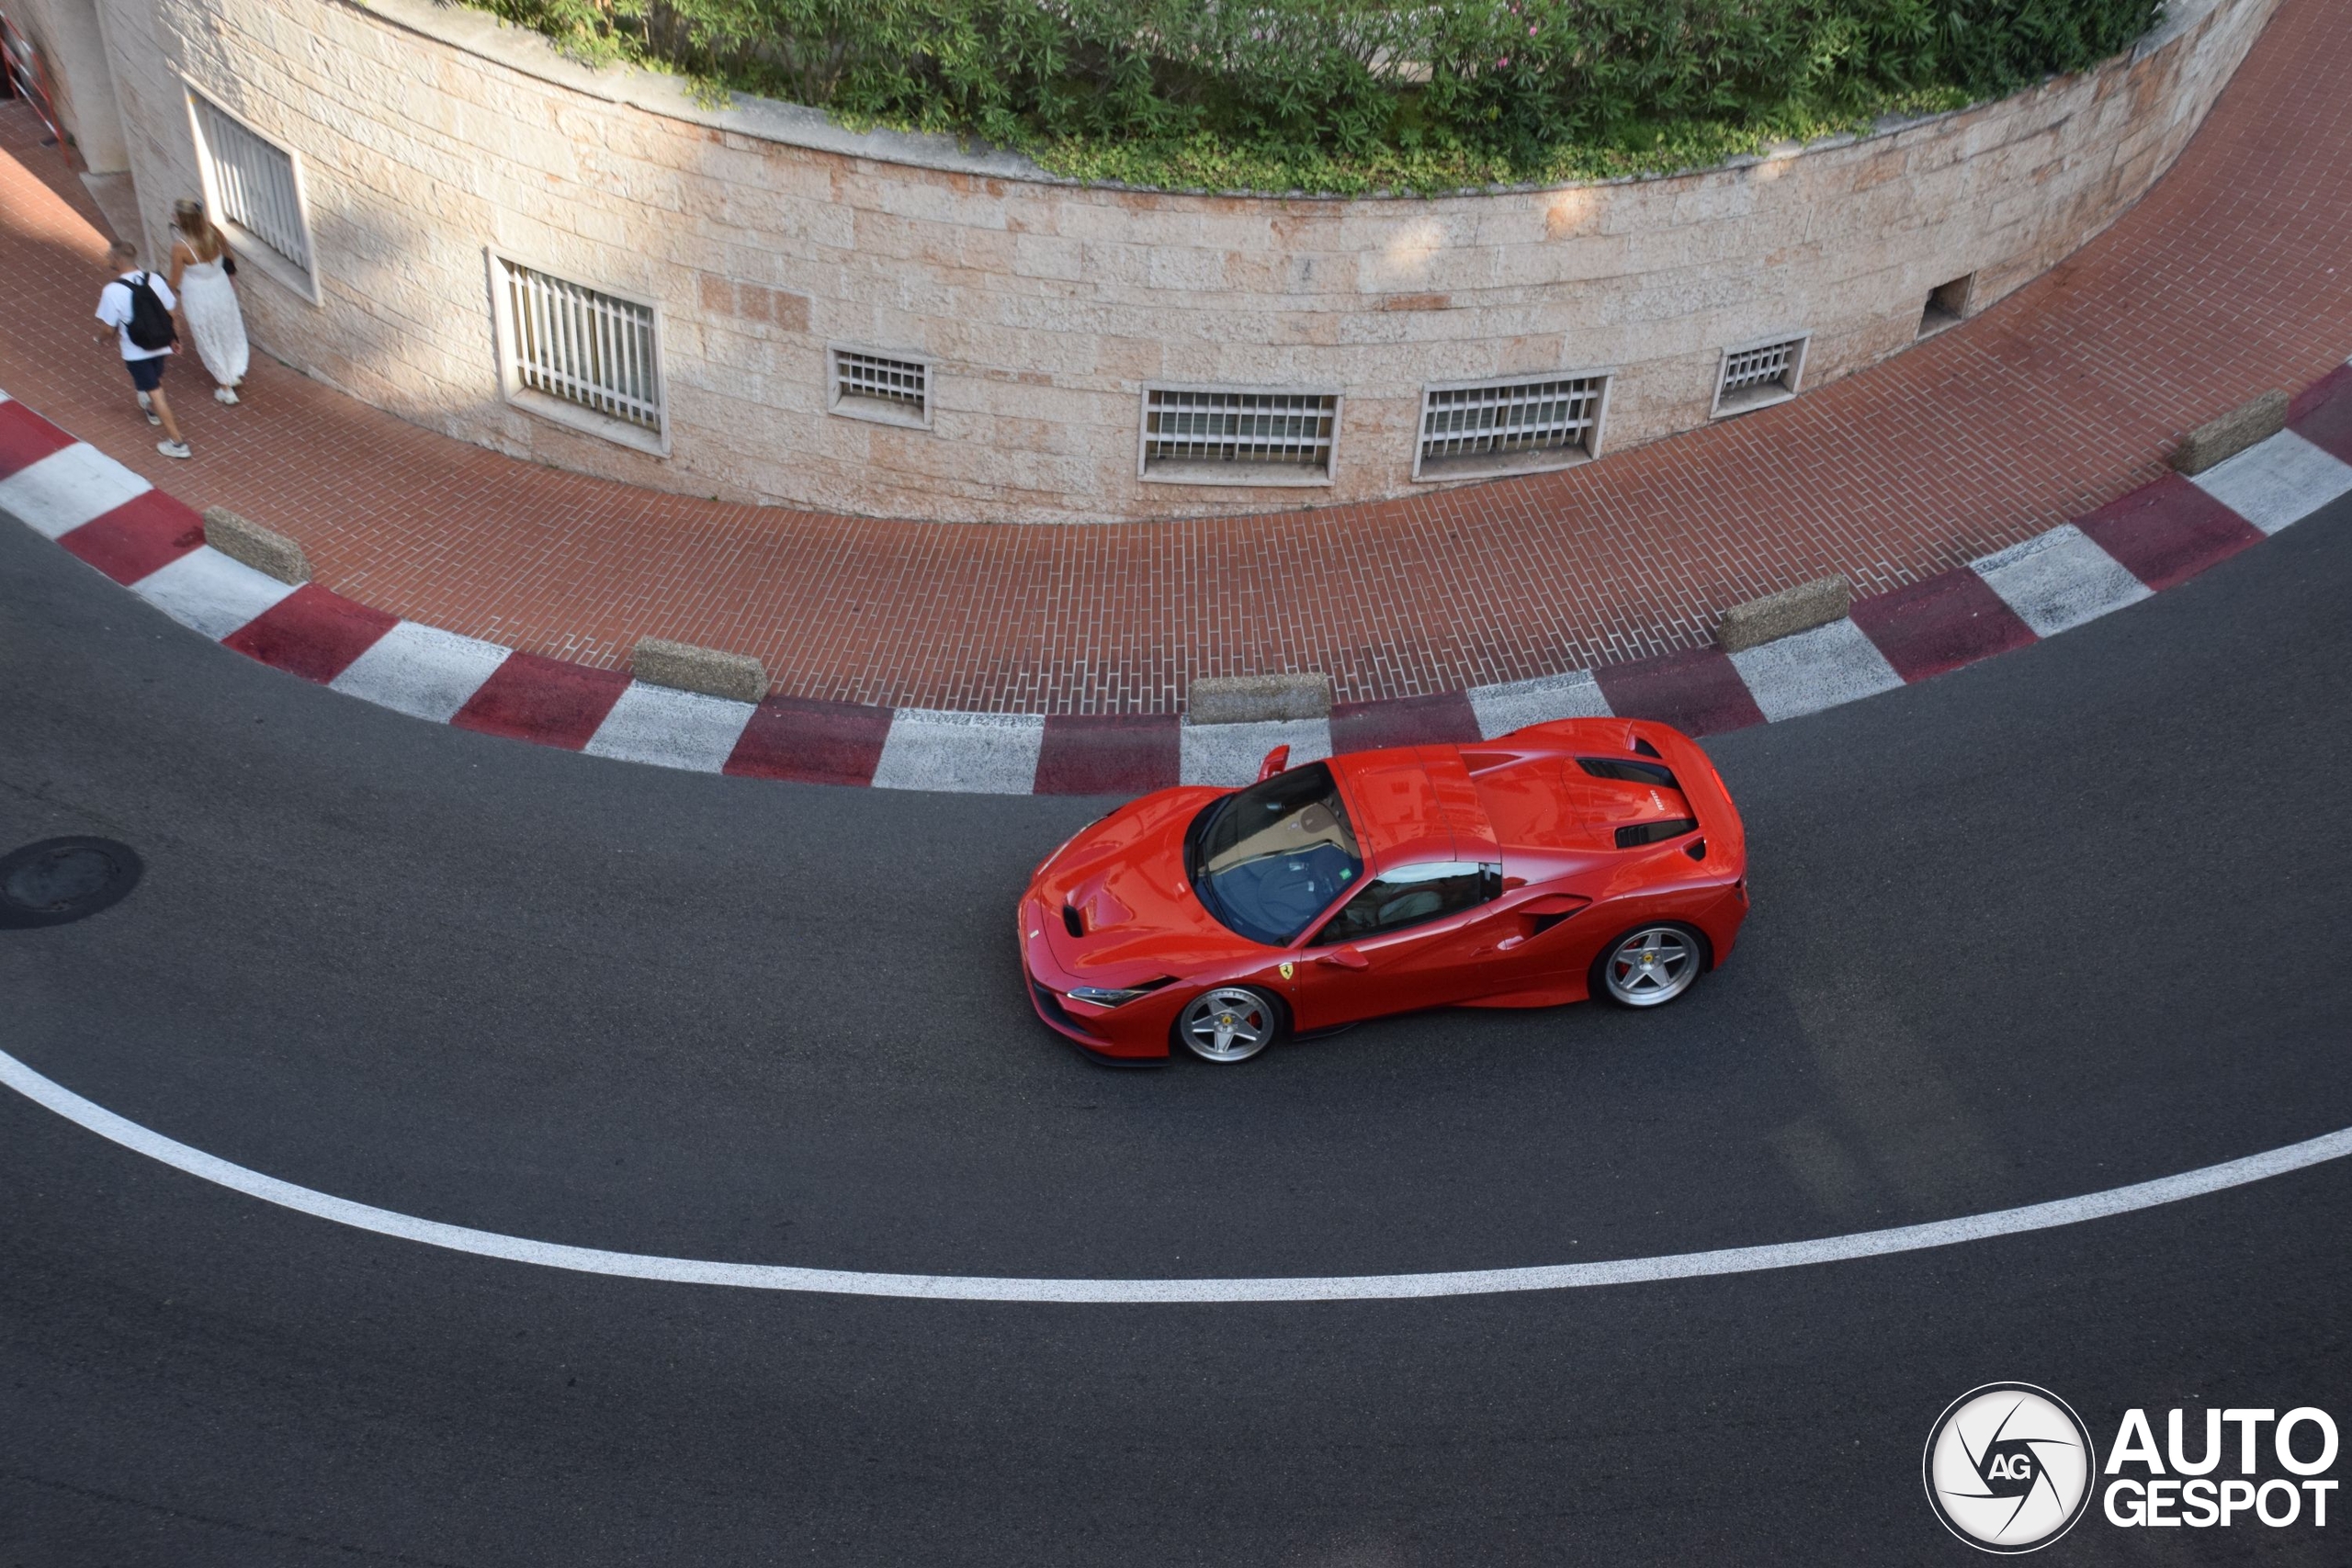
[157,439,191,459]
[138,392,161,426]
[215,387,239,405]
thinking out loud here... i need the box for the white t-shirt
[96,272,176,361]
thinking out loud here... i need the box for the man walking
[94,240,190,458]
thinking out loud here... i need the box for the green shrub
[468,0,2165,193]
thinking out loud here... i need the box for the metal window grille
[188,96,310,277]
[832,349,928,418]
[1719,338,1804,400]
[1144,389,1337,472]
[1419,375,1604,469]
[497,259,662,434]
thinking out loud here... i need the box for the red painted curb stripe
[1591,648,1766,738]
[2289,362,2352,464]
[722,695,891,785]
[56,491,207,585]
[0,400,75,479]
[450,652,631,750]
[2074,473,2262,592]
[1034,713,1181,795]
[1329,690,1482,753]
[222,584,401,685]
[0,401,74,481]
[1849,567,2039,684]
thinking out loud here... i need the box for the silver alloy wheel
[1601,925,1701,1008]
[1179,987,1276,1063]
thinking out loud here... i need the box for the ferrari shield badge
[1279,962,1295,981]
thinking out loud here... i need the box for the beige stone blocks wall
[87,0,2277,523]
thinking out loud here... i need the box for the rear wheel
[1177,986,1282,1063]
[1591,922,1707,1009]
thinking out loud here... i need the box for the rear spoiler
[1641,723,1745,863]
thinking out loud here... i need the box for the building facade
[5,0,2275,523]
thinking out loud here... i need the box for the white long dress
[177,257,250,389]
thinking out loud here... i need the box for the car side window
[1312,861,1498,945]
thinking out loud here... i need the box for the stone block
[1187,672,1332,725]
[2170,389,2288,476]
[630,636,769,703]
[201,506,311,584]
[1715,575,1851,653]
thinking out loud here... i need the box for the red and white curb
[6,365,2350,796]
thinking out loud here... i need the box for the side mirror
[1256,744,1291,783]
[1317,946,1370,971]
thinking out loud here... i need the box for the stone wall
[7,0,132,175]
[86,0,2274,523]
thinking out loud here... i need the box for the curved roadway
[3,494,2350,1562]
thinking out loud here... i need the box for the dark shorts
[124,355,168,392]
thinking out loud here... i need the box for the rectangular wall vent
[492,255,664,448]
[186,88,314,293]
[1415,372,1610,480]
[1712,333,1810,418]
[1140,388,1339,486]
[829,346,933,429]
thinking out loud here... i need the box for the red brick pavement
[4,0,2348,716]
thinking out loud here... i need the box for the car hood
[1027,787,1264,980]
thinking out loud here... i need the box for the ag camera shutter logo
[1923,1383,2097,1552]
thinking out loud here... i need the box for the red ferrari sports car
[1020,717,1748,1064]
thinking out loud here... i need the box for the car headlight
[1068,981,1169,1008]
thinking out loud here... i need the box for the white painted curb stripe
[2188,429,2352,535]
[1467,668,1612,739]
[1180,716,1333,786]
[584,682,755,773]
[327,620,513,724]
[1970,522,2153,637]
[872,708,1046,794]
[0,441,153,539]
[2,1044,2344,1303]
[128,545,300,640]
[1729,617,1905,723]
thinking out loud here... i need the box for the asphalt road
[2,491,2348,1564]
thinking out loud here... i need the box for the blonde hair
[172,198,224,262]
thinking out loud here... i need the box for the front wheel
[1177,986,1282,1063]
[1590,922,1708,1009]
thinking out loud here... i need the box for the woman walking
[165,198,249,404]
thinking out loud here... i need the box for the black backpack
[123,273,176,352]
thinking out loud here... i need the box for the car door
[1286,861,1501,1029]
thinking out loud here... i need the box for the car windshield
[1187,762,1364,946]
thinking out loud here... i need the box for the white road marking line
[584,682,755,773]
[1730,618,1906,723]
[1466,669,1612,739]
[871,708,1046,794]
[2188,429,2352,535]
[2,1043,2344,1303]
[128,545,300,640]
[327,620,512,725]
[1970,523,2152,637]
[1179,716,1333,785]
[0,442,153,539]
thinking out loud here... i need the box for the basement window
[1140,387,1339,486]
[1711,333,1810,418]
[1918,274,1975,339]
[829,346,933,430]
[185,83,319,302]
[1414,372,1611,480]
[490,252,666,455]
